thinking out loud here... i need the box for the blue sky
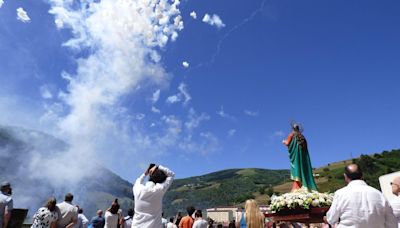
[0,0,399,181]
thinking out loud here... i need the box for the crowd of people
[29,193,133,228]
[2,162,400,228]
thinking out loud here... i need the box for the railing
[9,209,29,228]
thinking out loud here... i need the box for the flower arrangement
[270,188,333,213]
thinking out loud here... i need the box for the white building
[206,205,270,223]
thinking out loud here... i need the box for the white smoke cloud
[179,131,219,156]
[182,61,189,68]
[0,0,4,9]
[17,7,30,23]
[166,95,181,104]
[190,11,197,19]
[228,129,236,137]
[0,0,223,213]
[185,108,209,132]
[202,13,225,28]
[40,85,53,99]
[244,109,259,117]
[39,0,185,183]
[165,83,191,105]
[151,106,161,114]
[178,83,191,105]
[151,89,161,104]
[0,95,44,130]
[135,113,146,120]
[54,18,64,28]
[216,106,235,121]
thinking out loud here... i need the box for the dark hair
[195,210,202,218]
[345,164,363,180]
[65,193,74,202]
[0,182,11,192]
[186,206,196,216]
[78,208,83,214]
[109,199,120,214]
[127,208,134,217]
[149,169,167,184]
[170,217,175,223]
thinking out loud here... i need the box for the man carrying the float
[282,123,318,192]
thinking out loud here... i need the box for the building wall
[206,211,233,223]
[206,205,270,223]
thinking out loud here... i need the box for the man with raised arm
[131,164,175,228]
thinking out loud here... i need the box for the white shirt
[0,192,13,228]
[390,196,400,228]
[104,211,119,228]
[131,165,175,228]
[76,214,89,228]
[57,201,78,228]
[162,218,168,228]
[326,180,397,228]
[166,222,177,228]
[124,216,132,228]
[192,218,208,228]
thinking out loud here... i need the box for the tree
[258,187,265,195]
[357,155,377,174]
[266,187,274,197]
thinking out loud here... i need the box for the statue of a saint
[282,123,318,192]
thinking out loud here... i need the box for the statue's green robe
[288,136,318,191]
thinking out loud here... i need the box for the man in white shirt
[57,193,78,228]
[192,210,207,228]
[390,176,400,227]
[166,217,177,228]
[162,213,168,228]
[0,182,13,228]
[76,208,89,228]
[325,164,397,228]
[123,208,134,228]
[131,164,175,228]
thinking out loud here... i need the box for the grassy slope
[163,168,290,216]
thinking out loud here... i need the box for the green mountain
[163,168,290,216]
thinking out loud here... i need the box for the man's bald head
[344,164,363,181]
[393,177,400,185]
